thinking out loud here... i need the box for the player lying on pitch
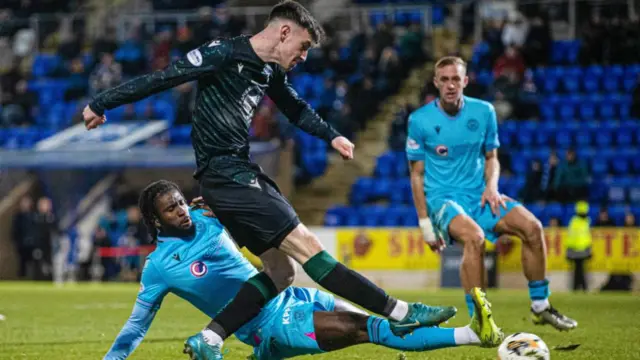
[103,180,496,360]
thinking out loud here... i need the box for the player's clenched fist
[83,105,107,130]
[419,217,446,253]
[331,136,354,160]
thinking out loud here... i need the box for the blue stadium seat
[574,129,591,147]
[545,202,564,222]
[361,206,387,227]
[594,129,612,147]
[324,206,350,226]
[349,177,373,205]
[615,129,633,147]
[608,204,627,226]
[589,180,608,202]
[370,178,392,200]
[374,153,395,178]
[591,158,609,176]
[611,156,630,175]
[561,204,575,226]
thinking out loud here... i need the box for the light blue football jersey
[405,96,500,199]
[136,209,285,346]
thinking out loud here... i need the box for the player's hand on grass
[419,217,446,253]
[190,196,215,217]
[83,105,106,130]
[331,136,354,160]
[481,185,507,216]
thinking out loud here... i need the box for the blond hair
[434,56,467,72]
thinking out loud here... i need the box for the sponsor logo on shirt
[190,260,208,277]
[436,145,449,156]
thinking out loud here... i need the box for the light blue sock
[528,279,550,301]
[367,317,457,351]
[465,293,474,318]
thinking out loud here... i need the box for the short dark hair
[138,180,183,242]
[268,0,325,45]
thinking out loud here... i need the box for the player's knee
[522,218,544,245]
[461,230,485,253]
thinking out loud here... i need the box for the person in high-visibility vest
[566,201,593,291]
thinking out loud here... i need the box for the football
[497,332,550,360]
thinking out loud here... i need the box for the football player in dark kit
[83,2,458,359]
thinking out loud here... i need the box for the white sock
[531,299,550,313]
[201,328,224,346]
[389,300,409,321]
[454,326,481,345]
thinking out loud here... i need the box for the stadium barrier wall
[92,227,640,291]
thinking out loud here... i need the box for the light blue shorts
[428,192,521,244]
[252,287,335,360]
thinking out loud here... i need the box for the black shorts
[198,161,300,256]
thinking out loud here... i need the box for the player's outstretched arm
[266,71,353,159]
[104,259,169,359]
[85,41,231,129]
[103,303,159,360]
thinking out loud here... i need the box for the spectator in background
[542,151,559,201]
[520,160,544,203]
[398,22,425,68]
[548,217,561,227]
[595,208,613,227]
[553,148,589,203]
[464,72,487,99]
[173,26,197,57]
[117,28,147,77]
[213,3,246,37]
[522,15,551,67]
[483,18,504,64]
[2,79,37,127]
[579,13,605,64]
[0,38,15,74]
[33,197,58,281]
[566,201,592,292]
[151,27,173,71]
[631,74,640,119]
[191,6,216,46]
[92,28,118,61]
[502,12,529,49]
[516,70,539,119]
[64,57,89,101]
[492,91,513,121]
[377,47,403,96]
[624,211,636,227]
[12,196,36,279]
[372,21,394,60]
[493,46,526,82]
[90,52,122,97]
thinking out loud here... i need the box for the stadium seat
[324,206,350,226]
[608,204,627,226]
[545,203,564,222]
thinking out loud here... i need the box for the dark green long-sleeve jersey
[89,35,341,177]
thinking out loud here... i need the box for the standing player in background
[406,57,578,345]
[83,1,456,358]
[103,180,494,360]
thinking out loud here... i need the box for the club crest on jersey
[190,260,208,277]
[435,145,449,156]
[467,118,479,132]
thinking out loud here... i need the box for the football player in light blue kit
[406,57,578,345]
[103,180,493,360]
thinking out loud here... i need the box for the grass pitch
[0,282,638,360]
